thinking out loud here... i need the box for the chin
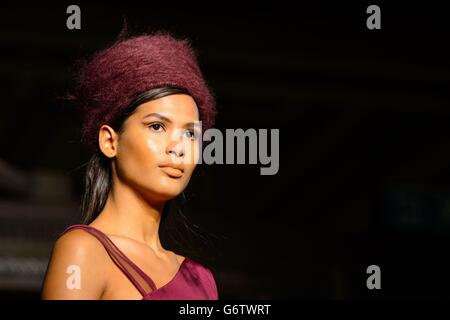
[147,185,184,201]
[137,175,188,201]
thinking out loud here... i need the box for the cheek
[119,135,164,178]
[181,140,200,165]
[140,136,166,169]
[145,137,162,158]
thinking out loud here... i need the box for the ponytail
[81,151,111,224]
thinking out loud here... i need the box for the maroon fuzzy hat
[71,31,216,152]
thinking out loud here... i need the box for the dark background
[0,2,449,299]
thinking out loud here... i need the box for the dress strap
[61,224,157,296]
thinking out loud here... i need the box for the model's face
[107,94,201,202]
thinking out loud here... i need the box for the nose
[167,140,184,158]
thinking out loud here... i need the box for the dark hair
[81,87,216,258]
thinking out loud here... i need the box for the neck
[91,174,167,254]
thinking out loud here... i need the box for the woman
[41,30,219,300]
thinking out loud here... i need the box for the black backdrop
[0,2,449,299]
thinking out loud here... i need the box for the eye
[148,122,165,132]
[184,130,199,140]
[184,130,195,139]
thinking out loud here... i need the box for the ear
[98,125,119,158]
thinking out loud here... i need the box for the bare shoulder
[41,228,108,300]
[54,228,106,256]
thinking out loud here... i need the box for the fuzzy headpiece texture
[71,31,216,151]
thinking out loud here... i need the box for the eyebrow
[142,113,201,129]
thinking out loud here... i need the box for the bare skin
[41,94,201,299]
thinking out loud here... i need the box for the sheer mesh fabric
[62,225,157,297]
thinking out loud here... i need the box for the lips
[159,166,184,178]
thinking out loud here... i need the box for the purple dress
[61,224,219,300]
